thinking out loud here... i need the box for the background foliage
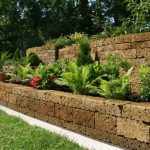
[0,0,149,55]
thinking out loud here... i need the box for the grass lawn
[0,110,86,150]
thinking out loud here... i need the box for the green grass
[0,110,86,150]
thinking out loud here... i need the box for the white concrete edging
[0,105,123,150]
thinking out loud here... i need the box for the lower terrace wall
[0,82,150,150]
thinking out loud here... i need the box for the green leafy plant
[20,53,43,66]
[17,64,33,83]
[0,52,9,72]
[12,49,22,62]
[49,59,70,77]
[31,64,54,89]
[33,64,48,78]
[69,32,87,43]
[55,62,90,94]
[102,54,131,78]
[26,52,43,66]
[89,54,132,82]
[125,0,150,33]
[77,37,93,66]
[139,64,150,101]
[31,60,69,89]
[7,64,33,84]
[55,36,72,49]
[88,67,133,99]
[45,39,57,47]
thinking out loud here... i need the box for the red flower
[29,77,41,88]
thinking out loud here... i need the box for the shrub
[55,62,90,94]
[98,74,131,100]
[12,49,22,61]
[24,53,43,66]
[0,52,9,72]
[89,54,132,83]
[103,54,131,77]
[31,64,55,89]
[50,59,70,77]
[45,39,57,47]
[55,37,72,60]
[55,36,72,49]
[7,64,33,84]
[69,32,87,43]
[88,67,133,99]
[77,38,93,66]
[30,60,70,89]
[139,64,150,101]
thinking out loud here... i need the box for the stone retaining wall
[58,44,79,60]
[58,32,150,62]
[27,46,55,64]
[27,32,150,65]
[0,82,150,150]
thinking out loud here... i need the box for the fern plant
[89,54,132,84]
[17,64,33,84]
[33,64,48,78]
[88,67,133,99]
[55,62,90,94]
[139,64,150,101]
[7,64,33,84]
[0,52,9,72]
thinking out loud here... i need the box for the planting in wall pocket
[0,52,9,82]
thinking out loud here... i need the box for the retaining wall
[27,32,150,65]
[58,32,150,61]
[27,45,55,64]
[0,82,150,150]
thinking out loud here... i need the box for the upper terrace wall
[27,45,56,64]
[58,32,150,63]
[27,32,150,64]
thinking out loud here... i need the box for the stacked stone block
[27,45,55,64]
[0,82,150,150]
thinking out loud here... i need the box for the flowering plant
[29,76,41,88]
[40,75,57,89]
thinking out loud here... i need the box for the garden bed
[0,82,150,150]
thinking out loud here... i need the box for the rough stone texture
[27,45,55,64]
[55,104,73,122]
[122,102,150,122]
[117,118,150,143]
[73,109,94,128]
[58,44,79,60]
[39,101,54,117]
[0,82,150,150]
[95,113,117,134]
